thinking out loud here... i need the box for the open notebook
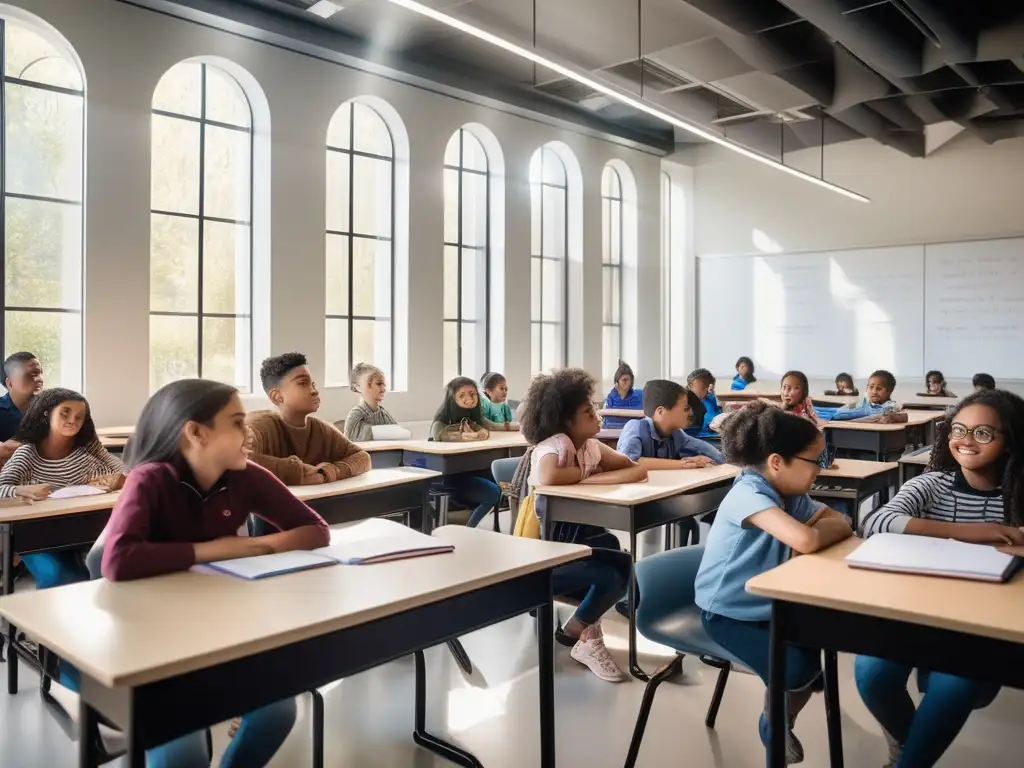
[205,526,454,580]
[847,533,1022,583]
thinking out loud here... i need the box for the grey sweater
[343,401,398,442]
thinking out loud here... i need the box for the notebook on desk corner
[846,533,1022,583]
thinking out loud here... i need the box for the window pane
[353,319,391,381]
[150,314,198,391]
[352,155,392,237]
[5,23,82,91]
[152,62,201,118]
[603,325,620,376]
[609,199,621,265]
[601,197,610,264]
[603,266,620,325]
[541,149,565,185]
[352,103,391,156]
[150,213,198,313]
[530,182,541,255]
[203,124,251,221]
[5,83,83,200]
[531,322,540,374]
[203,221,250,315]
[541,258,563,322]
[327,103,351,150]
[461,247,484,321]
[5,197,81,309]
[541,323,562,371]
[151,114,199,215]
[461,172,487,248]
[530,257,541,322]
[443,246,458,320]
[444,132,460,167]
[443,168,458,244]
[443,320,458,384]
[204,66,251,128]
[326,150,351,233]
[5,310,80,388]
[601,167,613,197]
[202,316,250,389]
[325,234,350,316]
[325,318,349,387]
[351,238,391,318]
[461,131,487,172]
[460,321,479,379]
[542,187,565,260]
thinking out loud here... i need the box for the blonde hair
[350,362,384,392]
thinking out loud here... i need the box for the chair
[490,457,523,535]
[623,544,741,768]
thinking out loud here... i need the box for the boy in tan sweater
[247,352,370,485]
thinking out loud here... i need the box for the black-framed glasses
[792,455,823,468]
[949,423,1001,444]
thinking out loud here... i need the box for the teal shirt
[480,396,513,424]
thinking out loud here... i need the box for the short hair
[613,360,635,385]
[722,401,821,467]
[973,373,996,390]
[781,370,809,398]
[642,379,685,417]
[259,352,307,394]
[687,368,716,387]
[925,370,945,385]
[520,369,595,445]
[350,362,383,392]
[835,372,854,387]
[3,351,36,382]
[480,372,507,392]
[869,369,897,392]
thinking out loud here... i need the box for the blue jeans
[551,530,631,625]
[854,656,999,767]
[22,551,89,589]
[450,473,501,528]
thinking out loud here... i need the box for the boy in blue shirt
[830,369,908,423]
[684,368,722,436]
[618,379,723,467]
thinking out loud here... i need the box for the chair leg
[623,655,684,768]
[492,495,502,533]
[705,663,731,729]
[310,689,324,768]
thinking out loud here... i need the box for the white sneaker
[569,623,626,682]
[882,729,902,768]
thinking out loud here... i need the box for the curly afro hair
[721,400,821,467]
[520,368,596,445]
[259,352,307,394]
[14,388,97,449]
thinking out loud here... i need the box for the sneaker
[614,599,630,619]
[882,729,902,768]
[569,623,626,682]
[758,712,804,764]
[228,716,242,739]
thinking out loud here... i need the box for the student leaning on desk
[616,379,722,469]
[99,378,330,767]
[854,388,1024,768]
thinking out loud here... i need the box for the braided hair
[927,389,1024,527]
[721,401,820,467]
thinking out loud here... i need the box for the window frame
[530,146,569,372]
[601,165,623,372]
[149,61,255,391]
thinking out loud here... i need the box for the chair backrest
[85,539,105,581]
[634,544,705,621]
[490,456,521,485]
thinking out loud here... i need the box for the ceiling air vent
[679,84,760,122]
[534,78,604,103]
[602,58,693,92]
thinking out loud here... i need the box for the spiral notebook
[846,534,1022,583]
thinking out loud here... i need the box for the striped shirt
[343,401,397,442]
[861,470,1004,537]
[0,440,125,498]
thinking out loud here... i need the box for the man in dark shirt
[0,352,44,460]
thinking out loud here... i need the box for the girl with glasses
[857,388,1024,767]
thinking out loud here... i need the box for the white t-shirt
[528,433,603,486]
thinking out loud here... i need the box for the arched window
[149,61,253,392]
[529,145,567,373]
[443,127,490,383]
[1,17,84,388]
[326,100,394,386]
[601,165,623,373]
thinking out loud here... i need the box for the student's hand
[507,421,521,431]
[316,463,342,483]
[0,440,19,461]
[194,535,274,564]
[476,429,490,440]
[90,473,125,492]
[958,523,1024,546]
[302,466,326,485]
[461,420,476,434]
[679,456,715,469]
[16,484,52,502]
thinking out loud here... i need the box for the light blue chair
[490,457,523,534]
[623,544,741,768]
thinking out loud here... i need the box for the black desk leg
[537,594,556,768]
[421,487,432,535]
[412,650,481,767]
[2,524,17,694]
[78,700,100,768]
[768,602,787,768]
[446,640,473,675]
[627,528,649,682]
[824,650,845,768]
[310,689,325,768]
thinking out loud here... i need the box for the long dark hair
[433,377,485,426]
[14,388,96,448]
[928,389,1024,526]
[613,360,635,390]
[735,356,756,383]
[781,370,809,401]
[126,379,238,469]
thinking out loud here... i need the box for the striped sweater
[343,401,397,442]
[861,470,1004,537]
[0,440,125,498]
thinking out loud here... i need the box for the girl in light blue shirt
[694,402,852,763]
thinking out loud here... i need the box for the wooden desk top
[290,467,439,502]
[900,452,932,467]
[0,524,589,688]
[900,396,959,409]
[813,394,860,406]
[0,491,121,523]
[536,464,738,505]
[717,391,779,401]
[824,409,942,432]
[819,458,899,479]
[99,436,129,449]
[354,439,412,453]
[96,426,135,438]
[599,408,644,418]
[392,432,528,455]
[747,537,1024,645]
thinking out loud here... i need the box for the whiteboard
[697,246,925,380]
[924,238,1024,379]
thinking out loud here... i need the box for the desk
[598,408,644,420]
[812,394,860,407]
[99,436,129,453]
[293,467,439,531]
[0,525,588,768]
[716,391,779,403]
[536,465,739,679]
[95,426,134,438]
[596,428,621,448]
[810,459,898,530]
[824,410,942,461]
[899,451,931,485]
[747,537,1024,768]
[900,396,959,411]
[357,439,409,469]
[400,433,528,474]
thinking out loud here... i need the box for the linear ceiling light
[385,0,870,203]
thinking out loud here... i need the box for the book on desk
[847,533,1022,583]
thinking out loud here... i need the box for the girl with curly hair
[857,389,1024,767]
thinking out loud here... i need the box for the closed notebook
[847,533,1022,583]
[49,485,108,500]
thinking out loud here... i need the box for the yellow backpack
[512,493,540,539]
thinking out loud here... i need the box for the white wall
[10,0,664,426]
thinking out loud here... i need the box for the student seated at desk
[0,388,124,590]
[618,379,723,468]
[731,356,757,391]
[972,372,995,392]
[830,370,907,423]
[856,389,1024,768]
[429,377,507,527]
[518,368,645,682]
[824,372,858,397]
[102,378,330,768]
[917,369,956,398]
[480,372,520,430]
[602,360,643,429]
[777,371,819,423]
[343,362,399,441]
[685,368,722,436]
[247,352,370,485]
[0,351,44,462]
[695,402,852,763]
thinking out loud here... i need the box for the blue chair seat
[638,602,742,667]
